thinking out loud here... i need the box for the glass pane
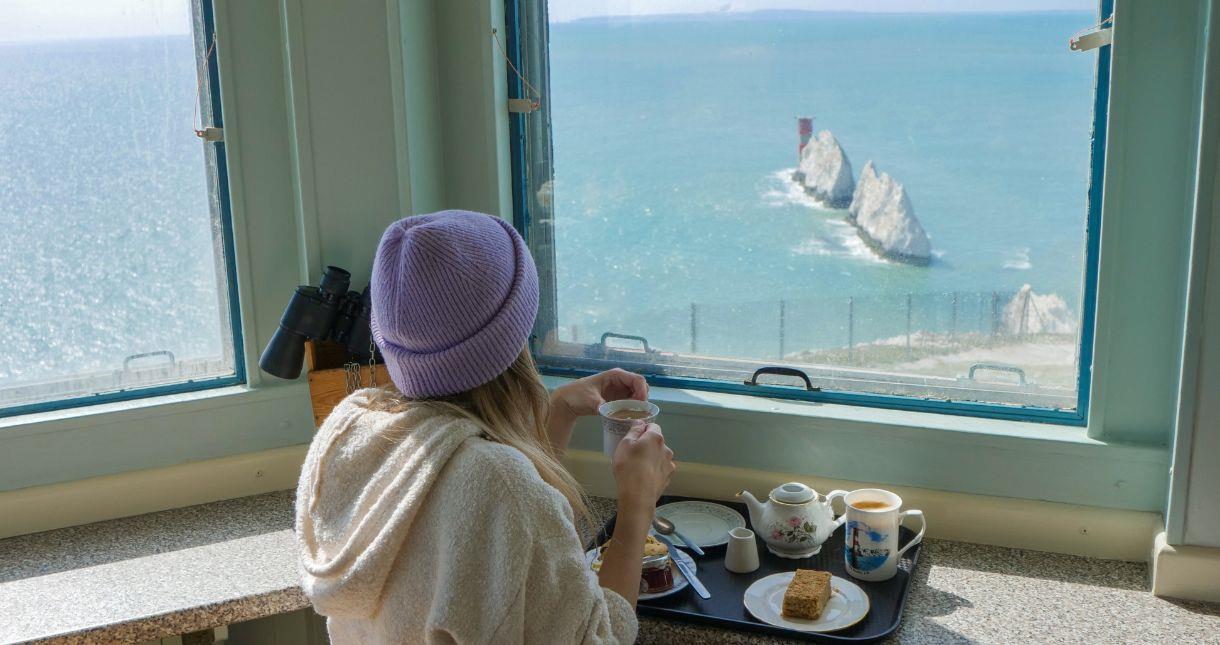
[521,1,1102,412]
[0,0,238,412]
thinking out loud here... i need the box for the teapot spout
[736,489,765,529]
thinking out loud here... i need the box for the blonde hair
[367,348,590,526]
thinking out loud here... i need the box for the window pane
[520,2,1103,413]
[0,0,239,413]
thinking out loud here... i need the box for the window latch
[195,126,224,143]
[1070,17,1112,52]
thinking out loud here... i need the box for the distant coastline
[559,8,1093,25]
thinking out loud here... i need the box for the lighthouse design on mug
[842,489,926,582]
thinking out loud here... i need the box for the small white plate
[584,546,696,600]
[743,572,870,633]
[655,501,747,548]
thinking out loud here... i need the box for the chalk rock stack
[796,131,855,208]
[849,161,932,265]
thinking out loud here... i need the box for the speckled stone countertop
[2,491,1218,644]
[0,491,307,644]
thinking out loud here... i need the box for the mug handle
[896,509,926,558]
[825,489,850,530]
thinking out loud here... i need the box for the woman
[295,210,675,644]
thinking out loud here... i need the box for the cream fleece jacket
[295,389,638,645]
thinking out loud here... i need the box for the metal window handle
[598,332,652,354]
[123,350,177,371]
[967,363,1027,386]
[744,366,819,391]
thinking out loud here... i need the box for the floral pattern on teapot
[770,516,817,544]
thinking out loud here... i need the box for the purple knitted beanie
[369,210,539,398]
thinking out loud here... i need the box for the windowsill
[0,380,314,492]
[542,375,1169,511]
[543,375,1152,455]
[0,382,306,439]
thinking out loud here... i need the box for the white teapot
[737,483,847,559]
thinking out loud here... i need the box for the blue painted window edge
[507,1,1109,428]
[0,0,247,421]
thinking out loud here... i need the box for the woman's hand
[598,422,675,607]
[546,369,649,455]
[612,422,675,510]
[552,368,649,419]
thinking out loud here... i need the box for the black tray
[595,495,922,643]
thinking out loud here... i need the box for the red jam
[641,554,674,593]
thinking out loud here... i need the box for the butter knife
[653,534,711,599]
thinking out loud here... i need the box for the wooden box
[305,341,391,427]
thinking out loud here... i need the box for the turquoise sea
[0,11,1098,384]
[547,11,1097,359]
[0,35,224,383]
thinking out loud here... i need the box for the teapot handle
[825,489,850,530]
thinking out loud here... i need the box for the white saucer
[743,572,870,633]
[584,546,696,600]
[655,500,747,548]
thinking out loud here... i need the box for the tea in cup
[841,488,926,582]
[598,399,660,457]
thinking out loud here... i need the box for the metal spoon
[652,515,705,556]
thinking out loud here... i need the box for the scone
[592,534,670,571]
[781,569,832,620]
[643,534,669,558]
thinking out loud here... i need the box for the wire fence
[565,289,1072,366]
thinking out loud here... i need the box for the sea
[0,34,227,383]
[546,10,1097,361]
[0,10,1098,385]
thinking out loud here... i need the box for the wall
[1084,1,1208,446]
[1182,178,1220,548]
[282,0,407,287]
[1170,0,1220,549]
[434,0,514,217]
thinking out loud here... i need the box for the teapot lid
[770,482,815,504]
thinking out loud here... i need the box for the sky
[549,0,1095,22]
[0,0,1095,43]
[0,0,189,44]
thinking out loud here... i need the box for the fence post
[779,300,786,359]
[906,293,913,360]
[990,291,999,340]
[950,291,958,341]
[978,292,985,335]
[847,296,855,365]
[690,303,698,354]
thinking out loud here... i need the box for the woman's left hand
[552,368,650,420]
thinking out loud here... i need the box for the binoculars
[258,266,375,379]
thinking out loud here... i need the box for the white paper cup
[598,399,660,458]
[725,527,760,573]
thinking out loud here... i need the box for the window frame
[0,0,246,419]
[505,0,1113,426]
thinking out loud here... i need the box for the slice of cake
[781,569,832,620]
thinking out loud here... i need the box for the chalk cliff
[848,161,932,264]
[796,130,855,208]
[1002,285,1076,335]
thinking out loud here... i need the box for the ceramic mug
[597,399,660,458]
[840,488,926,582]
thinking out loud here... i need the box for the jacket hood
[295,391,480,618]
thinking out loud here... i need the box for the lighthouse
[797,116,814,162]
